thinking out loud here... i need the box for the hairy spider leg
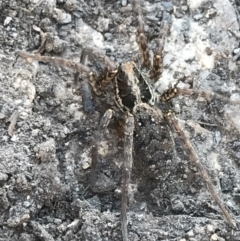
[165,111,235,226]
[17,51,91,74]
[160,84,240,105]
[90,109,114,190]
[121,112,134,241]
[90,108,135,241]
[150,22,169,81]
[132,0,168,81]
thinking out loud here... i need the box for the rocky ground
[1,0,240,240]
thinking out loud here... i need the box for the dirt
[1,0,240,240]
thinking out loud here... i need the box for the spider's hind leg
[165,111,235,226]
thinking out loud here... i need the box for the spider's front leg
[121,112,134,241]
[18,48,119,112]
[150,21,169,81]
[133,1,169,81]
[90,109,114,191]
[165,111,235,227]
[91,110,135,241]
[75,47,118,97]
[136,15,164,80]
[17,51,92,75]
[18,47,116,74]
[131,0,151,69]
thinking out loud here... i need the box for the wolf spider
[17,6,238,241]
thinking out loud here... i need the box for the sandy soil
[1,0,240,240]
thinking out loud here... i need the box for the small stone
[58,223,67,232]
[4,17,12,26]
[122,0,127,6]
[220,176,233,192]
[12,32,18,38]
[64,0,77,12]
[11,135,18,142]
[181,5,188,11]
[205,47,213,55]
[104,32,113,41]
[193,14,203,21]
[187,230,194,237]
[34,139,56,162]
[171,199,184,212]
[0,172,8,181]
[206,224,214,233]
[67,219,80,228]
[7,214,30,227]
[205,8,217,19]
[54,218,62,225]
[0,113,5,119]
[23,201,31,208]
[233,48,240,54]
[97,17,110,32]
[182,174,188,179]
[53,8,72,24]
[210,233,219,241]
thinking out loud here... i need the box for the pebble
[23,201,32,208]
[206,224,214,233]
[97,17,110,32]
[4,17,12,26]
[104,32,113,41]
[0,113,5,119]
[122,0,127,7]
[171,199,184,211]
[64,0,77,12]
[53,8,72,24]
[0,172,8,181]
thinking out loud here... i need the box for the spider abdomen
[133,104,174,178]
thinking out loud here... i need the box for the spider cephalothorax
[114,62,154,112]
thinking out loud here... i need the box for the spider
[17,1,238,240]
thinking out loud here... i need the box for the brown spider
[17,2,238,240]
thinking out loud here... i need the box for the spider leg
[176,87,240,105]
[80,47,117,71]
[150,45,163,81]
[91,110,135,241]
[165,111,235,227]
[161,85,240,105]
[77,47,118,95]
[132,0,151,69]
[18,47,118,96]
[18,47,117,73]
[79,79,95,113]
[74,46,116,113]
[74,48,95,113]
[90,109,114,190]
[150,22,169,81]
[121,112,134,241]
[17,51,91,75]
